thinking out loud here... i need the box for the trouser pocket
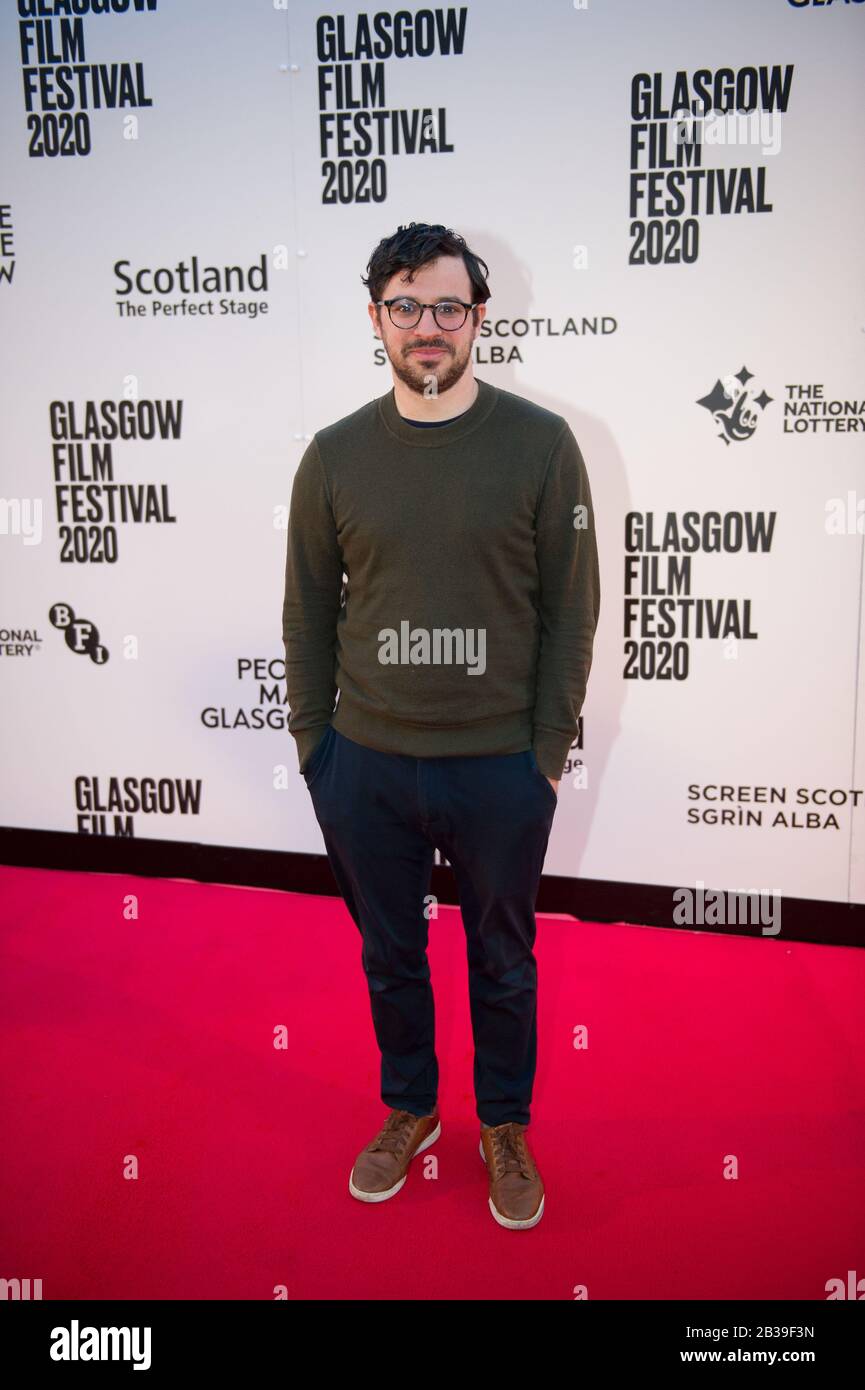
[527,748,558,808]
[302,724,335,787]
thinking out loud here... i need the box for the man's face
[368,254,486,398]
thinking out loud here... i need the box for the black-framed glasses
[376,297,479,330]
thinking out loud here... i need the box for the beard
[385,339,473,399]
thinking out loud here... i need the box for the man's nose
[416,305,440,331]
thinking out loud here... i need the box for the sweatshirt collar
[378,376,498,447]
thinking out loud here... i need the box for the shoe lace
[370,1109,417,1156]
[488,1124,535,1180]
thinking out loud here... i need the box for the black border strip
[1,827,862,948]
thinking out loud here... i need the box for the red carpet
[1,863,863,1300]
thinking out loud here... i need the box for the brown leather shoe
[479,1122,545,1229]
[349,1107,441,1203]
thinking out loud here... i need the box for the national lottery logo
[49,603,109,664]
[697,364,774,445]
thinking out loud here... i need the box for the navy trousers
[302,724,558,1128]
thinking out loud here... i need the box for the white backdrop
[2,0,864,906]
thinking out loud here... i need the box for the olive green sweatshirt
[282,376,600,780]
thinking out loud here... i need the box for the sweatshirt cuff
[295,724,331,774]
[533,729,574,781]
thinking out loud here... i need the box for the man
[282,222,600,1230]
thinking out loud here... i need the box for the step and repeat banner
[2,0,864,907]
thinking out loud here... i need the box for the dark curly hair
[361,222,491,314]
